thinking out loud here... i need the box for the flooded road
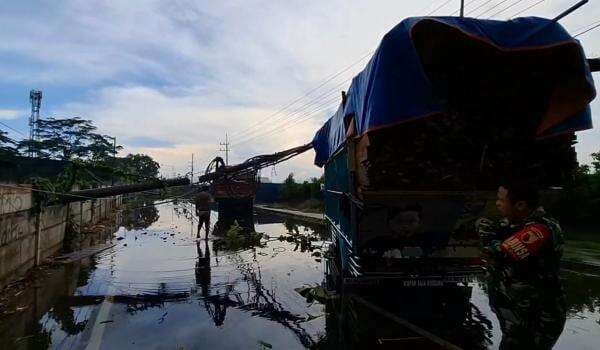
[1,199,600,349]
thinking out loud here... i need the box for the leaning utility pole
[219,133,230,165]
[191,153,194,182]
[51,177,191,204]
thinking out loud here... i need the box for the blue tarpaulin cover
[312,16,596,167]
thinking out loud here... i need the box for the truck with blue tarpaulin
[312,16,596,286]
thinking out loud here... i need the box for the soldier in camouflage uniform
[477,181,566,349]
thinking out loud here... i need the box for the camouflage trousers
[488,278,566,349]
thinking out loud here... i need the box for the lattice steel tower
[28,90,42,157]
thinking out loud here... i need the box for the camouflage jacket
[483,209,566,349]
[485,208,563,285]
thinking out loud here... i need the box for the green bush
[281,173,323,203]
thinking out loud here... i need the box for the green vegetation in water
[258,340,273,349]
[278,232,319,252]
[278,221,327,262]
[213,221,264,251]
[295,285,332,304]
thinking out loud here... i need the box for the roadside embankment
[254,205,325,226]
[0,184,122,289]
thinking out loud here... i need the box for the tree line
[281,173,323,203]
[0,117,159,180]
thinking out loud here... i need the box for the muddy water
[0,200,599,349]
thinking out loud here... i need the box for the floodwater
[0,199,599,349]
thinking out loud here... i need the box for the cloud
[58,85,330,180]
[0,109,25,120]
[127,136,175,148]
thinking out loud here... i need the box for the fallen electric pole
[52,177,190,204]
[197,143,313,184]
[50,142,314,204]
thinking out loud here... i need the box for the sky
[1,0,599,181]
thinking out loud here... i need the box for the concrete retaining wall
[0,184,121,288]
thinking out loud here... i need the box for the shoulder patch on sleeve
[501,224,551,261]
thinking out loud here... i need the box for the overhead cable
[232,95,341,147]
[230,50,373,139]
[232,97,340,147]
[575,21,600,37]
[235,77,353,141]
[426,0,454,16]
[466,0,496,16]
[509,0,546,19]
[476,0,512,17]
[451,0,483,16]
[488,0,527,18]
[0,121,27,137]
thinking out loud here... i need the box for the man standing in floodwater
[477,180,566,349]
[195,185,213,239]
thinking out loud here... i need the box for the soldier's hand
[475,217,497,238]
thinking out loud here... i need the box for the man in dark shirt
[195,185,213,239]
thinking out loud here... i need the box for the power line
[233,105,331,148]
[0,120,27,137]
[233,95,341,147]
[232,60,364,141]
[230,50,373,139]
[233,0,482,149]
[575,21,600,37]
[233,94,340,147]
[232,3,443,147]
[417,0,450,16]
[233,0,586,152]
[426,0,454,16]
[270,94,342,130]
[234,77,352,142]
[235,77,351,140]
[232,0,443,141]
[282,78,350,115]
[489,0,527,19]
[570,19,600,34]
[476,0,512,17]
[240,0,600,147]
[228,0,448,153]
[451,0,483,16]
[274,103,338,133]
[466,0,496,16]
[263,102,339,139]
[509,0,546,19]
